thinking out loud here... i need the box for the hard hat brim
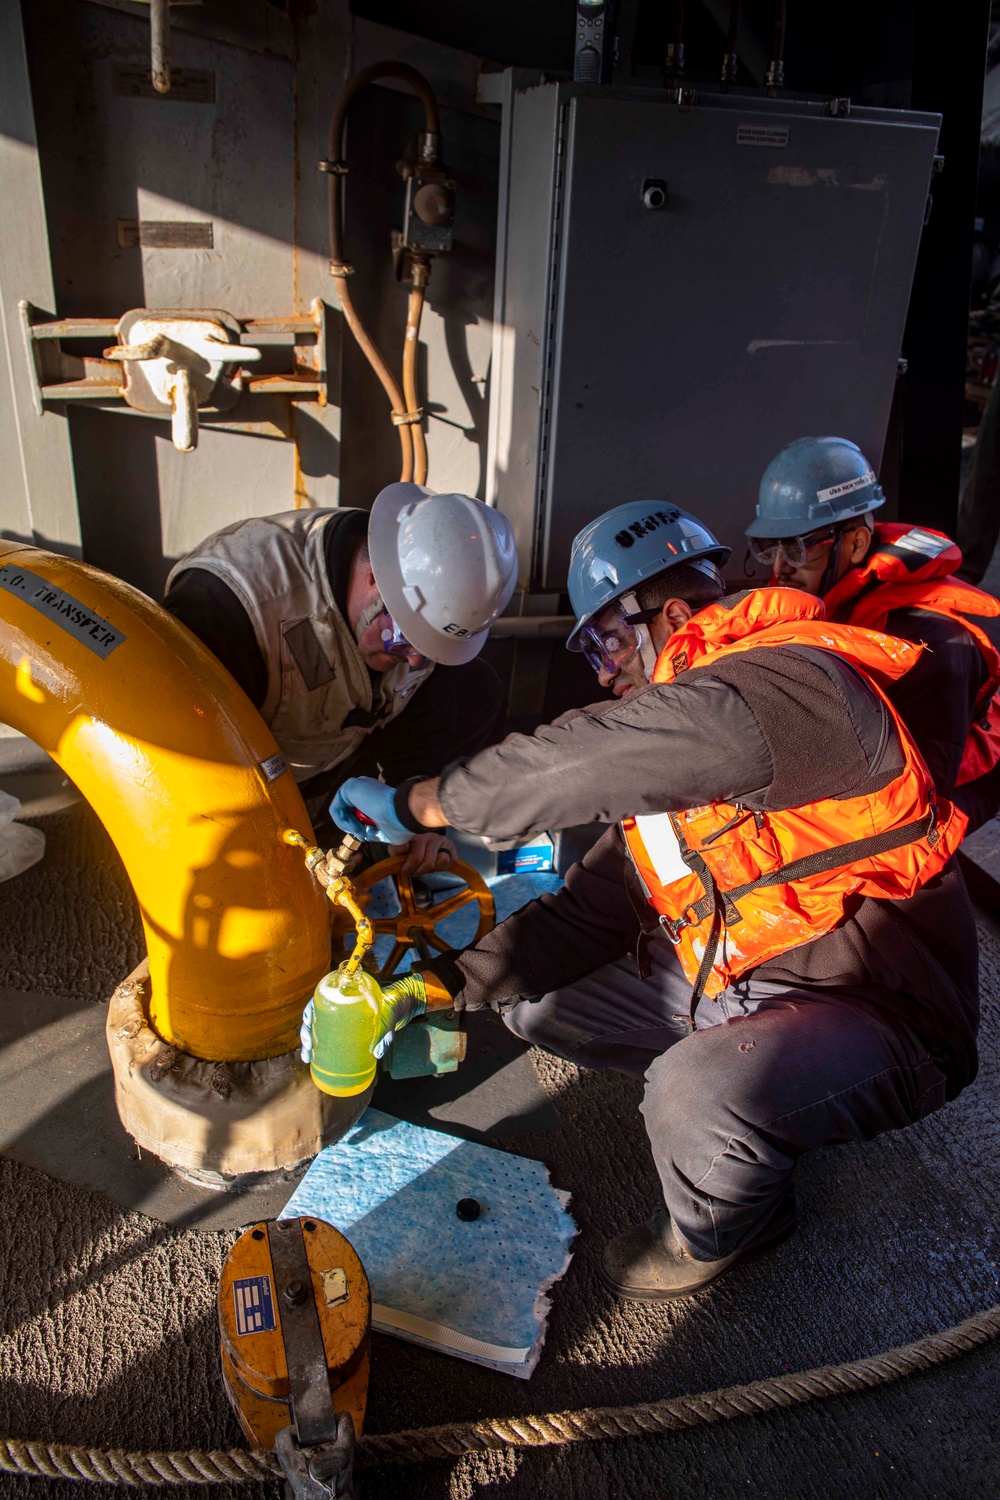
[367,483,509,666]
[566,546,730,651]
[744,492,884,539]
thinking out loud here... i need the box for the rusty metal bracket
[242,301,329,406]
[18,298,329,440]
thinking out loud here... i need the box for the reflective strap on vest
[660,806,939,1024]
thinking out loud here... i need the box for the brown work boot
[600,1194,797,1302]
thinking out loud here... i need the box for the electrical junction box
[485,75,942,590]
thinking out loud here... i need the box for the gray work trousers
[504,936,948,1261]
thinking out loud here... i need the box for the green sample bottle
[309,965,384,1097]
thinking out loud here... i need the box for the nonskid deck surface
[0,801,999,1498]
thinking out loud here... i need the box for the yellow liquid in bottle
[309,964,383,1097]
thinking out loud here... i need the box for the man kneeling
[323,502,977,1302]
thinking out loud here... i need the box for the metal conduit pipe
[0,541,330,1064]
[666,0,686,89]
[325,63,442,487]
[150,0,171,95]
[721,0,743,89]
[488,616,575,640]
[766,0,786,94]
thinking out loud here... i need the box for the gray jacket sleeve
[437,675,772,839]
[422,644,908,1010]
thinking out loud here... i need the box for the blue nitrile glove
[373,972,427,1058]
[299,974,427,1064]
[329,776,410,844]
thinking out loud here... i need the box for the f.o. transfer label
[0,565,126,659]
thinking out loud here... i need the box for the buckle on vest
[659,914,684,944]
[659,905,699,945]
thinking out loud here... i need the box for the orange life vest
[821,523,1000,787]
[622,588,966,1020]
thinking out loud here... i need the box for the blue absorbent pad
[280,1108,577,1378]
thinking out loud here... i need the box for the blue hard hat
[746,436,885,539]
[567,501,731,652]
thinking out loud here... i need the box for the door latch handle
[103,331,262,451]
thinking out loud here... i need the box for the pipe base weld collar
[107,962,372,1180]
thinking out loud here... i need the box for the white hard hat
[367,483,519,666]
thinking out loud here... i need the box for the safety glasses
[377,609,428,667]
[747,525,839,569]
[579,599,656,678]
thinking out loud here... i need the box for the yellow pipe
[0,540,330,1062]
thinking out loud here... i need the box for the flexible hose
[326,64,440,485]
[330,266,414,482]
[327,64,439,229]
[2,1302,999,1482]
[403,265,430,486]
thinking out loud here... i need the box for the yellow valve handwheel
[330,857,495,982]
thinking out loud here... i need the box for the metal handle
[105,335,262,365]
[105,336,171,362]
[170,365,197,453]
[104,330,263,453]
[204,335,262,362]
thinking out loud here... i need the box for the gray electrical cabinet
[486,77,942,591]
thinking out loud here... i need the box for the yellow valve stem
[283,829,374,975]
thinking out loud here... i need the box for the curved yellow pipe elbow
[0,541,331,1062]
